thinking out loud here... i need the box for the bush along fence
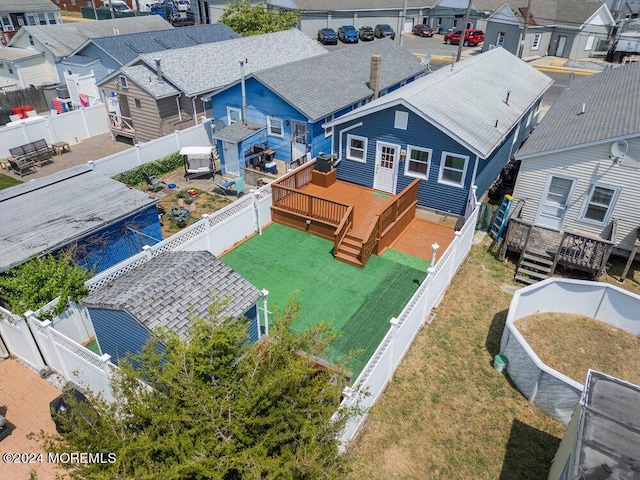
[0,171,480,447]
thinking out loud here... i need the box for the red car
[444,29,485,46]
[412,24,435,37]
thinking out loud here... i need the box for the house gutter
[336,121,364,163]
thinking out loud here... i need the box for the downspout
[470,155,479,186]
[191,96,197,125]
[175,93,183,122]
[239,59,248,126]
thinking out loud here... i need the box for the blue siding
[78,43,123,72]
[88,308,154,365]
[217,128,266,177]
[335,106,475,216]
[244,304,259,342]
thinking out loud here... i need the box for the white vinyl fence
[0,104,109,158]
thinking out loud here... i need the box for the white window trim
[579,182,620,226]
[394,110,409,130]
[119,75,128,89]
[532,33,542,50]
[585,34,595,51]
[496,32,506,47]
[227,106,241,125]
[404,145,431,180]
[438,151,469,188]
[267,116,284,138]
[346,134,367,163]
[324,114,333,138]
[1,15,15,32]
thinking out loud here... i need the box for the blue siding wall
[244,304,259,342]
[88,308,154,365]
[335,106,476,216]
[217,128,266,176]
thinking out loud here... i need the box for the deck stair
[514,250,554,285]
[334,234,364,268]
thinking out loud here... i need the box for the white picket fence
[0,104,109,158]
[0,169,479,445]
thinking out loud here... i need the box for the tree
[219,1,301,37]
[0,251,91,316]
[35,298,355,479]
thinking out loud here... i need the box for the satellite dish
[421,54,432,66]
[611,140,629,159]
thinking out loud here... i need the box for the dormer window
[119,75,128,89]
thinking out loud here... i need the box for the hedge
[113,152,184,186]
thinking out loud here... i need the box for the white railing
[88,120,213,178]
[338,204,480,445]
[0,306,47,372]
[0,104,109,158]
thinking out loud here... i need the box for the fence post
[200,214,215,253]
[135,143,143,166]
[35,315,73,380]
[99,353,112,379]
[21,311,48,372]
[261,290,269,336]
[251,189,262,235]
[388,317,399,381]
[431,242,440,266]
[422,270,435,321]
[448,231,462,283]
[142,245,153,260]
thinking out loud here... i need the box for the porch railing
[334,206,354,253]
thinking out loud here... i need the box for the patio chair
[141,171,167,192]
[214,177,244,198]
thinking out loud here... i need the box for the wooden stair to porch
[515,250,553,285]
[334,234,364,268]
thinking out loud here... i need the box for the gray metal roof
[0,0,59,13]
[9,16,173,59]
[268,0,433,10]
[569,371,640,479]
[81,23,239,66]
[0,166,158,273]
[516,63,640,159]
[212,121,266,143]
[136,29,327,97]
[253,38,427,122]
[492,1,610,27]
[81,251,263,338]
[121,64,180,98]
[330,47,552,159]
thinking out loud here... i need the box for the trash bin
[315,153,333,173]
[494,354,508,373]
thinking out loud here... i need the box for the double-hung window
[346,134,367,162]
[580,183,619,224]
[438,152,468,187]
[227,107,241,125]
[267,116,284,138]
[405,146,431,179]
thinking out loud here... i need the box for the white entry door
[535,175,575,231]
[291,121,308,165]
[556,36,567,57]
[373,141,400,194]
[222,141,239,175]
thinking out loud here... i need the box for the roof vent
[578,102,586,115]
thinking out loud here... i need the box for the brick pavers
[0,358,63,480]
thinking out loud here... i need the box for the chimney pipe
[154,58,163,83]
[580,102,586,115]
[369,53,382,100]
[505,90,511,106]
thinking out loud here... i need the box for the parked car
[338,25,359,43]
[317,28,338,45]
[412,24,435,37]
[443,29,485,46]
[374,24,395,40]
[359,25,375,41]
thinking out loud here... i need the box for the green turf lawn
[0,173,22,190]
[221,223,429,378]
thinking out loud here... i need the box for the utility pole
[518,0,532,58]
[455,0,473,63]
[399,0,408,46]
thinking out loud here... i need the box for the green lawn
[0,173,22,191]
[221,223,429,378]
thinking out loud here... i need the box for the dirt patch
[516,312,640,385]
[157,187,231,238]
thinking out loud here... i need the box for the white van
[102,0,133,13]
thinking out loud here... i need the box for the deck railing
[374,179,420,255]
[554,231,613,279]
[273,160,314,191]
[334,206,354,253]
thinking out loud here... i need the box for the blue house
[325,48,553,217]
[81,251,265,364]
[208,38,427,177]
[0,165,162,275]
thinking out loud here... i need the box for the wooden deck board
[302,181,395,239]
[389,218,456,262]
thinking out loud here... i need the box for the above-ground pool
[500,278,640,423]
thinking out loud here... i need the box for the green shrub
[113,152,183,186]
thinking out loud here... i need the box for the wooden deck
[301,181,395,239]
[389,218,456,262]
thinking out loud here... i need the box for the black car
[374,24,395,40]
[317,28,338,45]
[358,25,375,41]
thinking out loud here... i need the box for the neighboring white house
[512,62,640,252]
[0,47,46,89]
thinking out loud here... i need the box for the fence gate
[0,308,47,372]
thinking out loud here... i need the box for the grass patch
[0,173,22,191]
[158,188,230,238]
[517,312,640,385]
[346,237,565,479]
[220,223,427,377]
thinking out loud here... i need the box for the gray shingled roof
[494,0,609,27]
[212,121,266,143]
[253,38,426,122]
[0,0,58,13]
[568,371,640,480]
[62,54,100,66]
[82,23,239,66]
[81,251,263,338]
[136,29,327,97]
[121,64,180,98]
[9,16,172,59]
[330,47,552,159]
[0,166,157,273]
[0,47,43,62]
[516,63,640,159]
